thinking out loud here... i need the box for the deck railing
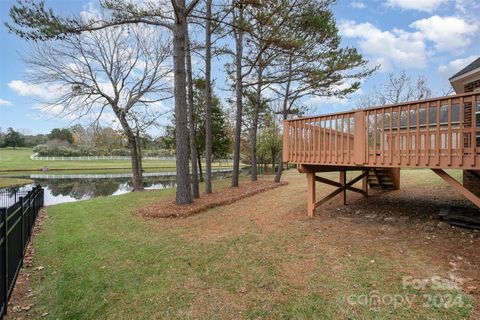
[283,92,480,169]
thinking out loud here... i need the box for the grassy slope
[0,177,33,188]
[28,170,472,319]
[0,148,232,172]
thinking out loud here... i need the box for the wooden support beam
[390,168,401,190]
[307,172,316,218]
[431,169,480,208]
[362,169,369,198]
[340,171,347,205]
[314,175,364,194]
[314,171,368,209]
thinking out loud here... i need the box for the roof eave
[449,67,480,83]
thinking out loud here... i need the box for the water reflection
[1,176,177,206]
[0,170,238,206]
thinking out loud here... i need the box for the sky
[0,0,479,135]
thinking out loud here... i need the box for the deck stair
[367,168,396,190]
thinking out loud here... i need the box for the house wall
[463,80,480,197]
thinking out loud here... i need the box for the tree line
[7,0,374,205]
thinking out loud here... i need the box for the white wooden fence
[30,154,175,161]
[30,168,234,180]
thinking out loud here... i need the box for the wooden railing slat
[436,100,441,166]
[426,103,430,166]
[416,104,420,166]
[397,106,401,165]
[472,95,477,167]
[460,97,464,166]
[448,99,452,166]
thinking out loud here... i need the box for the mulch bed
[138,180,287,219]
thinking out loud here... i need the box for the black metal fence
[0,189,31,209]
[0,186,44,318]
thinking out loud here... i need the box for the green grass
[26,170,474,319]
[0,147,233,173]
[0,177,33,188]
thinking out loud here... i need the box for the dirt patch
[138,180,287,219]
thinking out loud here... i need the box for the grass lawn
[0,177,33,188]
[23,169,477,319]
[0,148,233,172]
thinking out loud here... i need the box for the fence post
[1,208,7,316]
[20,197,25,262]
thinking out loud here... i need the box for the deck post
[390,168,401,190]
[354,111,366,165]
[306,172,316,218]
[340,170,347,205]
[362,169,369,198]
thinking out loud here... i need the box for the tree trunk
[274,54,293,183]
[231,5,244,188]
[185,24,200,199]
[204,0,213,194]
[128,135,143,191]
[136,134,143,174]
[197,152,204,182]
[274,108,288,183]
[271,149,275,173]
[173,1,192,204]
[117,115,143,191]
[250,63,263,181]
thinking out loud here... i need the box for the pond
[1,170,237,207]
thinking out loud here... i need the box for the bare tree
[357,71,432,108]
[23,25,172,191]
[8,0,200,205]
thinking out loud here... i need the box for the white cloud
[339,20,426,70]
[410,15,476,52]
[0,99,13,106]
[351,1,366,9]
[455,0,480,15]
[438,55,478,78]
[386,0,447,12]
[8,80,62,100]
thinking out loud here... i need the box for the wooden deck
[283,92,480,216]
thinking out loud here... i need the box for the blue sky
[0,0,479,135]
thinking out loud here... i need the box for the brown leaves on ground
[138,180,288,219]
